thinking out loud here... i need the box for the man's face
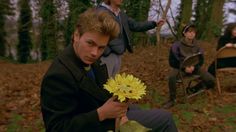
[73,31,110,65]
[110,0,123,7]
[232,27,236,37]
[184,29,196,40]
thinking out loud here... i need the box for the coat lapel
[58,46,111,102]
[78,74,111,102]
[92,61,109,88]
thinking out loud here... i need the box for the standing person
[41,8,178,132]
[97,0,165,77]
[163,24,215,109]
[208,22,236,76]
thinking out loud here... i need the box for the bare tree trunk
[206,0,224,41]
[155,0,171,78]
[162,6,177,39]
[177,0,193,39]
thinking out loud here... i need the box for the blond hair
[75,8,119,41]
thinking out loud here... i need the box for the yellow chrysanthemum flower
[104,73,146,102]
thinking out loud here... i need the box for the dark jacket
[40,45,114,132]
[217,35,236,50]
[216,35,236,66]
[169,39,204,71]
[97,5,157,56]
[207,35,236,76]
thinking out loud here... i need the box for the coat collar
[101,2,120,16]
[58,45,111,102]
[180,38,198,47]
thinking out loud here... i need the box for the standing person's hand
[156,19,165,27]
[97,97,128,121]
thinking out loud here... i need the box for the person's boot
[162,99,175,109]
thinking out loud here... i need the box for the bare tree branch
[159,2,177,39]
[155,0,171,78]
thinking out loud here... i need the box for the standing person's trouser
[101,53,121,78]
[168,68,215,100]
[127,104,178,132]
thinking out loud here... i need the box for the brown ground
[0,41,235,132]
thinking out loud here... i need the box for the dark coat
[208,35,236,76]
[169,39,204,70]
[97,5,157,56]
[217,35,236,50]
[40,45,114,132]
[216,35,236,66]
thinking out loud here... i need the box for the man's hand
[225,43,233,47]
[185,66,194,74]
[119,115,129,125]
[97,97,128,121]
[156,19,165,27]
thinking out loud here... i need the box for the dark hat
[182,23,196,36]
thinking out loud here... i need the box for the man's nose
[91,47,99,57]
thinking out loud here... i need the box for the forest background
[0,0,236,62]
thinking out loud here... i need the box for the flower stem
[115,117,121,132]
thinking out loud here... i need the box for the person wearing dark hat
[162,24,215,109]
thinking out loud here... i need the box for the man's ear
[73,30,80,44]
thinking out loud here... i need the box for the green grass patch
[210,126,222,132]
[176,103,191,110]
[7,113,23,132]
[214,105,236,114]
[225,116,236,131]
[6,113,45,132]
[35,119,45,132]
[191,97,207,109]
[182,111,194,122]
[226,116,236,122]
[173,114,180,127]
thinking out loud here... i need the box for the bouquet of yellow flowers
[104,73,147,102]
[104,73,150,132]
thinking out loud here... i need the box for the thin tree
[176,0,193,39]
[40,0,57,60]
[64,0,91,46]
[17,0,32,63]
[194,0,213,39]
[155,0,171,78]
[206,0,225,40]
[159,2,177,39]
[0,1,13,56]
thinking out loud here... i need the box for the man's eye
[87,41,94,45]
[99,47,105,50]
